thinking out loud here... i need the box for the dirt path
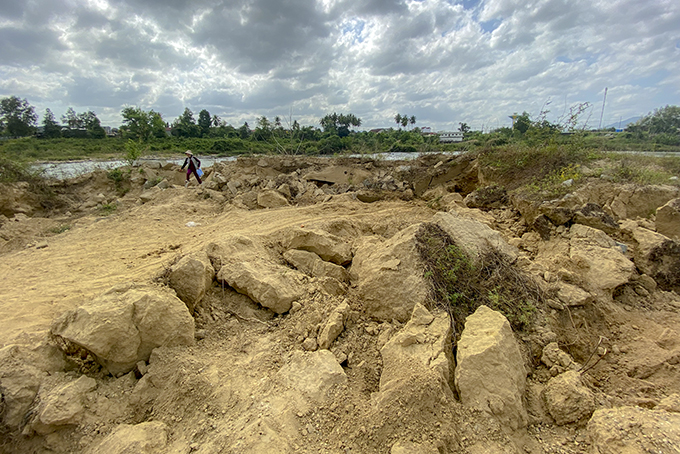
[0,189,433,347]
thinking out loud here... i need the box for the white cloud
[0,0,678,131]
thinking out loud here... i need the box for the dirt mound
[1,154,680,453]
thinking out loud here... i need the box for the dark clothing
[181,156,202,184]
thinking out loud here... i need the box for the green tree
[254,116,273,140]
[458,122,471,133]
[79,111,106,138]
[198,109,211,137]
[41,108,62,138]
[394,114,402,129]
[513,112,531,135]
[634,105,680,136]
[172,108,200,137]
[320,112,361,136]
[61,107,82,129]
[238,122,251,139]
[0,96,38,137]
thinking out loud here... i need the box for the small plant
[124,139,147,166]
[99,203,117,215]
[49,224,71,234]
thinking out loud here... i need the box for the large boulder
[85,421,169,454]
[350,225,429,322]
[216,260,304,314]
[279,228,353,266]
[568,224,635,293]
[656,198,680,240]
[587,406,680,454]
[168,251,215,313]
[455,305,527,431]
[30,375,97,434]
[542,370,595,425]
[432,211,519,263]
[463,185,508,210]
[606,184,679,220]
[51,284,195,376]
[629,226,680,291]
[276,350,347,401]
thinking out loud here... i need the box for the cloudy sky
[1,0,679,131]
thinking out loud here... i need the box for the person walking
[181,150,203,187]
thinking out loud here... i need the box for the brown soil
[1,155,679,454]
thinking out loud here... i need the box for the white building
[438,131,464,143]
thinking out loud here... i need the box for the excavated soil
[1,154,679,454]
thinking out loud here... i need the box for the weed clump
[415,223,544,342]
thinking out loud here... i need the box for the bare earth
[1,155,679,454]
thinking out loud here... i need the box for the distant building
[369,128,390,133]
[438,131,464,143]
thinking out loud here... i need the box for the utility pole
[598,87,608,130]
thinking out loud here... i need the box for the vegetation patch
[415,223,544,341]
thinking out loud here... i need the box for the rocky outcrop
[572,203,619,235]
[455,305,527,431]
[350,225,429,322]
[587,406,680,454]
[655,198,680,240]
[463,185,508,210]
[542,370,595,425]
[276,350,347,401]
[85,421,169,454]
[51,284,195,376]
[168,251,215,313]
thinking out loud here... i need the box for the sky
[1,0,679,132]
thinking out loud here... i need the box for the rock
[556,282,592,306]
[542,370,595,425]
[85,421,169,454]
[277,350,347,401]
[0,362,43,428]
[302,337,318,351]
[356,190,383,203]
[304,166,372,186]
[656,198,680,240]
[391,440,439,454]
[350,225,429,322]
[541,342,577,369]
[217,260,303,314]
[317,302,350,349]
[279,228,353,266]
[463,185,508,210]
[277,183,292,199]
[455,305,527,431]
[630,227,680,291]
[226,179,241,195]
[51,284,195,376]
[283,249,349,283]
[379,304,453,396]
[587,406,680,454]
[257,189,290,208]
[606,184,679,220]
[432,211,519,263]
[233,190,259,209]
[31,375,97,434]
[168,251,215,313]
[569,224,635,293]
[533,214,553,240]
[658,393,680,412]
[138,186,161,203]
[538,202,574,226]
[572,203,618,235]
